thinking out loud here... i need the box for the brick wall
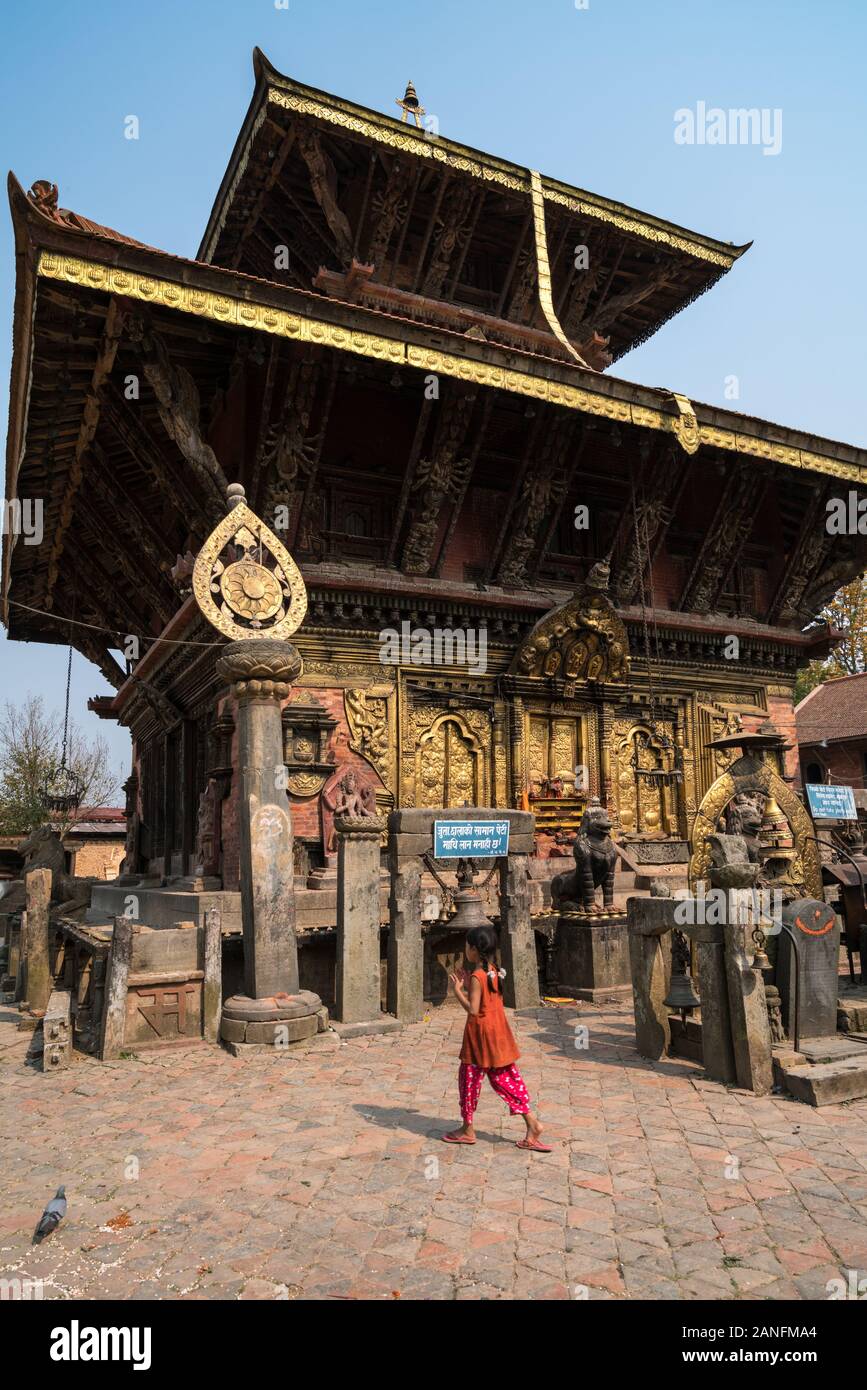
[68,839,126,881]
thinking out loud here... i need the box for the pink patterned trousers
[458,1062,531,1124]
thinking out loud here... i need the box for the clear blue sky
[1,0,865,782]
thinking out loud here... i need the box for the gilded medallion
[192,483,308,640]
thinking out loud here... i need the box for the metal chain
[60,647,73,770]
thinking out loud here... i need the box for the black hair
[466,925,500,994]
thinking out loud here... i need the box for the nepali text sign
[434,819,510,859]
[806,783,857,821]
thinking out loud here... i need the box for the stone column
[387,851,423,1025]
[721,896,773,1095]
[202,906,222,1045]
[626,896,674,1060]
[216,639,322,1050]
[101,916,134,1060]
[688,921,737,1085]
[22,868,52,1016]
[498,854,539,1009]
[335,815,389,1026]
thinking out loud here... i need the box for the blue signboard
[433,819,510,859]
[806,784,857,821]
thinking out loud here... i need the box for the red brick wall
[800,739,867,792]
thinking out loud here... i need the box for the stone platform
[552,911,632,1002]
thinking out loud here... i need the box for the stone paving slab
[1,996,867,1300]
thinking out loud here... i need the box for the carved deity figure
[194,778,221,879]
[320,766,377,853]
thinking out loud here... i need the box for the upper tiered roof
[198,50,750,370]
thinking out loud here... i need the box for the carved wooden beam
[592,260,676,333]
[386,398,434,567]
[293,356,339,553]
[296,125,354,264]
[43,298,124,612]
[128,320,228,512]
[530,428,591,582]
[79,471,174,626]
[100,384,208,539]
[496,416,579,587]
[679,462,768,613]
[400,384,479,576]
[484,416,546,584]
[610,440,686,605]
[767,482,833,625]
[230,125,297,270]
[432,393,495,576]
[365,153,414,272]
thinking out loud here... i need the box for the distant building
[0,808,126,882]
[796,674,867,791]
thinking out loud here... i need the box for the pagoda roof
[3,162,866,684]
[196,49,750,368]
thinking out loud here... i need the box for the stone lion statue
[551,798,617,913]
[18,825,93,907]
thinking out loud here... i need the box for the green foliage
[0,695,121,836]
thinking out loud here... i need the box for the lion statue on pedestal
[551,798,617,914]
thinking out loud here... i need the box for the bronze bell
[663,970,701,1020]
[448,858,495,932]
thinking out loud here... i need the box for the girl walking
[442,924,551,1151]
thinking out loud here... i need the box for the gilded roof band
[35,251,865,485]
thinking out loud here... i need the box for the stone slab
[783,1057,867,1107]
[89,886,242,934]
[798,1035,867,1065]
[388,807,534,836]
[222,1030,340,1059]
[331,1018,404,1039]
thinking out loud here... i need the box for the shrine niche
[281,693,337,798]
[613,720,681,837]
[688,729,822,899]
[509,562,629,695]
[404,707,490,809]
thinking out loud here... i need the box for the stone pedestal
[335,815,400,1036]
[215,640,323,1050]
[555,911,631,1001]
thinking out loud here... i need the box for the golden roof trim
[266,88,740,270]
[35,250,866,484]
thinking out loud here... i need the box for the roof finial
[396,80,426,128]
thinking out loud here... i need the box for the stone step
[797,1034,867,1065]
[783,1056,867,1106]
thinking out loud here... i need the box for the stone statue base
[220,990,328,1052]
[553,910,632,1001]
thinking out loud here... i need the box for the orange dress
[459,968,520,1069]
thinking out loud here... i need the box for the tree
[795,574,867,704]
[0,695,122,836]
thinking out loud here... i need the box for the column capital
[335,815,387,840]
[216,638,302,700]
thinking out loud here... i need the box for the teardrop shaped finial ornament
[192,484,308,641]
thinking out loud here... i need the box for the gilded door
[415,713,486,808]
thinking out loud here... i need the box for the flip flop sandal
[516,1138,553,1153]
[441,1133,476,1144]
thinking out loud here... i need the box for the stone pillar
[101,916,134,1060]
[626,896,674,1060]
[721,898,773,1095]
[215,639,323,1050]
[387,853,423,1025]
[335,815,393,1028]
[686,921,737,1085]
[498,854,539,1009]
[22,868,52,1015]
[202,906,222,1045]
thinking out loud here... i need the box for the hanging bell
[449,885,495,933]
[663,970,701,1019]
[448,858,495,932]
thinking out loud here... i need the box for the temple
[4,50,867,1007]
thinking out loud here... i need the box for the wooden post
[202,907,222,1044]
[100,916,134,1060]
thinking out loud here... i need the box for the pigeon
[33,1186,66,1244]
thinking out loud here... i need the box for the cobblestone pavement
[2,996,867,1302]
